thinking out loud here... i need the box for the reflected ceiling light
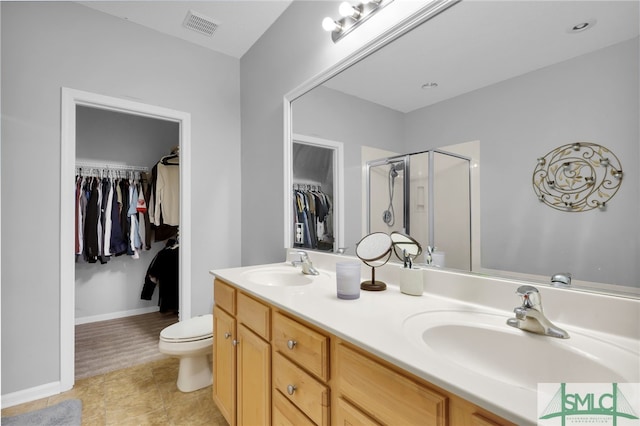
[322,0,394,43]
[567,19,596,34]
[421,82,438,89]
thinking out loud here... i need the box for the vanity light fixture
[322,0,394,43]
[339,2,362,19]
[322,17,342,33]
[532,142,623,212]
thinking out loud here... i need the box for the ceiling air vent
[183,10,219,37]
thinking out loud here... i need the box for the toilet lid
[160,314,213,342]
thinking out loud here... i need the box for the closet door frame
[60,87,192,391]
[285,133,344,252]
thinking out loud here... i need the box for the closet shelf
[76,161,149,174]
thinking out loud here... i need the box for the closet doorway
[287,134,344,252]
[60,88,192,391]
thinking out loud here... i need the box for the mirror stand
[361,265,387,291]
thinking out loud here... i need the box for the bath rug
[2,399,82,426]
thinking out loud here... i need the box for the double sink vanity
[210,250,640,425]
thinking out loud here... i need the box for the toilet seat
[160,314,213,343]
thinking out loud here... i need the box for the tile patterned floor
[1,358,228,425]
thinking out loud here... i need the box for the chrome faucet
[291,251,319,275]
[551,272,571,287]
[506,285,569,339]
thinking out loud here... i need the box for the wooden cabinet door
[237,323,271,426]
[335,397,381,426]
[213,306,236,426]
[335,342,447,426]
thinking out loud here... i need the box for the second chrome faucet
[506,285,569,339]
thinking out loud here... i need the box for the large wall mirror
[287,0,639,297]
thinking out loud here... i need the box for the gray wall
[293,85,405,250]
[76,106,178,168]
[240,1,341,266]
[404,38,639,287]
[240,0,423,265]
[1,2,241,395]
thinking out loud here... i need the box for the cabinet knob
[287,339,297,350]
[224,332,231,339]
[232,339,239,346]
[286,384,297,395]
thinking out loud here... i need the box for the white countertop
[210,251,640,425]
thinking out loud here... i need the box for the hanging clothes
[75,169,146,264]
[293,185,333,250]
[146,150,180,242]
[141,239,179,313]
[83,177,100,263]
[152,152,180,227]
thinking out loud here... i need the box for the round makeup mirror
[355,232,392,291]
[390,231,422,267]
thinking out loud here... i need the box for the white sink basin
[403,310,639,391]
[241,266,319,287]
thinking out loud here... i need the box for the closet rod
[75,161,149,173]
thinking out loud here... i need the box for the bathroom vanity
[210,251,640,426]
[212,278,510,426]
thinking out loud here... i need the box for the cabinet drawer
[273,388,316,426]
[214,279,236,315]
[273,312,329,381]
[237,291,270,340]
[335,342,447,426]
[273,352,329,426]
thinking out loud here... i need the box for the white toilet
[158,314,213,392]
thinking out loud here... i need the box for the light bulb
[322,17,339,32]
[339,2,360,18]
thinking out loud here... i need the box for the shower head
[389,161,404,178]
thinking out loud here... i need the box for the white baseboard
[75,306,160,325]
[1,381,65,409]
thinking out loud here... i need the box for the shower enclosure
[366,150,472,270]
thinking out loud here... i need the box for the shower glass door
[367,156,409,235]
[431,151,471,271]
[367,150,471,269]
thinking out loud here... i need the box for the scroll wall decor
[532,142,623,212]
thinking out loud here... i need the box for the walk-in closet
[74,105,181,377]
[292,141,337,252]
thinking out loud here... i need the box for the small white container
[336,261,361,300]
[400,267,423,296]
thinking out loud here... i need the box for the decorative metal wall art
[532,142,623,212]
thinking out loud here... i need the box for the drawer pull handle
[287,384,297,395]
[232,339,239,346]
[224,332,231,339]
[287,340,297,350]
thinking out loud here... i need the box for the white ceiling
[78,1,293,59]
[323,0,640,113]
[78,1,639,111]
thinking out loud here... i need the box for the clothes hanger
[161,146,180,165]
[161,153,180,165]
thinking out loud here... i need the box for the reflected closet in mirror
[290,135,344,253]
